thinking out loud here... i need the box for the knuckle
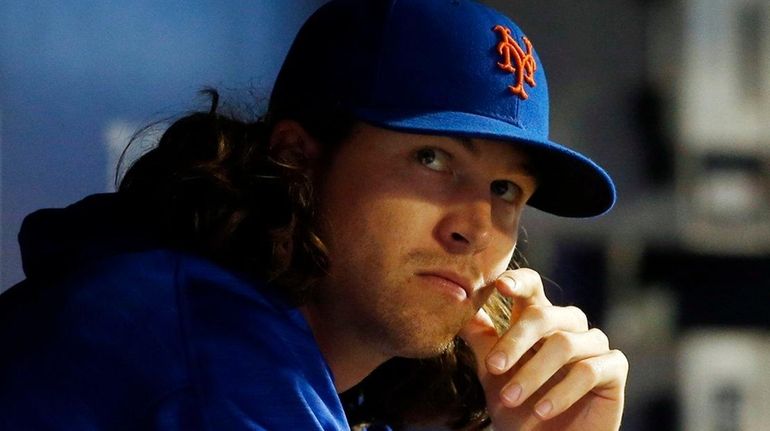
[550,330,576,352]
[611,349,630,373]
[566,305,589,329]
[573,360,601,382]
[589,328,610,350]
[521,305,548,323]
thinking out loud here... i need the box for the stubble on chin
[364,249,488,358]
[328,247,492,359]
[371,290,478,359]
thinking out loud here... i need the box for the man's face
[313,123,537,359]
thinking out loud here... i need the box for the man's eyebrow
[448,136,480,156]
[511,159,537,179]
[448,136,538,179]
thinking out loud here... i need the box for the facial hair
[354,249,490,359]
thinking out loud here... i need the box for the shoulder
[0,249,348,430]
[0,248,292,360]
[0,250,204,427]
[168,255,348,429]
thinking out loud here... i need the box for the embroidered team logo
[493,25,537,100]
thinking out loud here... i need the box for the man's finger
[458,308,499,376]
[484,305,588,375]
[497,328,611,408]
[496,268,552,308]
[527,349,628,422]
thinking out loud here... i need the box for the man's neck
[300,305,389,393]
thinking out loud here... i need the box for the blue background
[1,0,325,286]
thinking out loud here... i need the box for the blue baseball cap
[270,0,616,217]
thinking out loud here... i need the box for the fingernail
[501,384,522,405]
[487,351,507,373]
[535,400,553,418]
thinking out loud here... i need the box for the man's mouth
[415,270,474,301]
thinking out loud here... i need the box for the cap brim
[354,108,616,218]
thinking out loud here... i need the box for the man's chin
[394,332,460,359]
[372,302,474,358]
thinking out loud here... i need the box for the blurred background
[1,1,768,430]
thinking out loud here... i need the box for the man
[0,0,628,430]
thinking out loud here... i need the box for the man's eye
[416,148,451,172]
[490,180,520,203]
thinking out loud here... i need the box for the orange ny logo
[493,25,537,100]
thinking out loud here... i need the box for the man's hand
[459,268,628,431]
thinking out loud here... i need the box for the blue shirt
[0,248,349,430]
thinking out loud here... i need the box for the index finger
[496,268,552,308]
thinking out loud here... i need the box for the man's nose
[435,196,494,255]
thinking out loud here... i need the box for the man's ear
[268,120,321,164]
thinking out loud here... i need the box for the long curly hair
[118,90,515,430]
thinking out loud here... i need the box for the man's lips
[416,271,475,300]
